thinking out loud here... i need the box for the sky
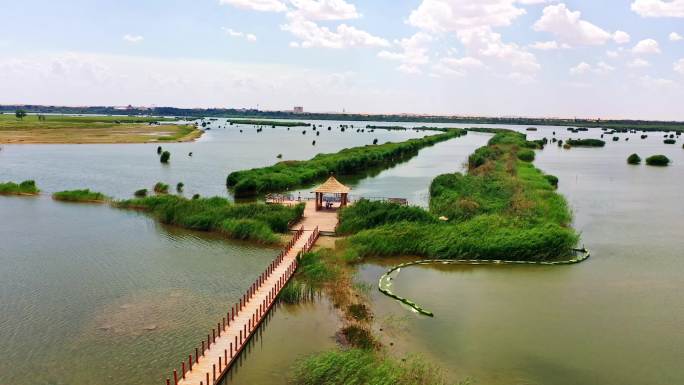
[1,0,683,120]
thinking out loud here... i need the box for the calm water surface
[0,122,478,385]
[360,126,684,385]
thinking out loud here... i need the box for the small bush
[340,325,377,350]
[544,174,559,188]
[154,182,169,194]
[348,303,371,321]
[192,194,200,200]
[176,182,184,193]
[627,153,641,165]
[664,139,676,144]
[160,151,171,163]
[645,155,670,166]
[613,136,619,141]
[134,189,148,197]
[157,146,162,154]
[517,149,535,162]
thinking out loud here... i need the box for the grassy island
[337,131,578,261]
[115,195,304,243]
[0,180,40,195]
[0,114,200,144]
[52,189,108,203]
[645,155,670,166]
[226,129,465,197]
[566,138,606,147]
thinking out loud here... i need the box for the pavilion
[313,176,350,211]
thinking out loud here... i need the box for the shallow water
[360,126,684,385]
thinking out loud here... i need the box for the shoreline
[0,126,203,144]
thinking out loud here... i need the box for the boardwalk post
[201,341,205,355]
[189,354,193,370]
[173,369,178,385]
[181,362,185,379]
[195,348,198,363]
[166,378,170,385]
[213,364,216,383]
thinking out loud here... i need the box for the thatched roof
[314,176,350,194]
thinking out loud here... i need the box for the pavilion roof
[313,176,351,194]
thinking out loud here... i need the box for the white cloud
[123,34,144,43]
[221,27,257,42]
[533,3,612,46]
[408,0,526,33]
[432,56,485,76]
[632,38,661,54]
[606,50,619,58]
[516,0,550,4]
[378,32,433,74]
[529,40,569,50]
[457,27,540,72]
[631,0,684,17]
[675,58,684,74]
[638,74,675,88]
[628,58,651,68]
[613,30,631,44]
[289,0,359,20]
[570,61,614,75]
[670,32,683,41]
[218,0,287,12]
[282,13,389,48]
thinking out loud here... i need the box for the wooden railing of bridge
[165,226,320,385]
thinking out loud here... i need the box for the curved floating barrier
[377,248,590,317]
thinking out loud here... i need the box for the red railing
[164,226,306,385]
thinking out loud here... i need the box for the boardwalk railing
[166,226,307,385]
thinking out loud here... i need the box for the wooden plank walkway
[166,226,320,385]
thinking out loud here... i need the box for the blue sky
[1,0,683,119]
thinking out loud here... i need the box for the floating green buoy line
[378,248,590,317]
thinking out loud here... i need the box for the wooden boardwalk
[167,226,320,385]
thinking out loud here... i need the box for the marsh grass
[627,153,641,165]
[115,195,304,243]
[52,189,108,202]
[291,349,453,385]
[566,138,606,147]
[0,180,39,195]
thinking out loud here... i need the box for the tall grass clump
[291,349,452,385]
[154,182,169,194]
[645,155,670,166]
[52,189,107,202]
[337,199,437,234]
[115,195,304,243]
[342,131,579,262]
[0,180,40,195]
[160,150,171,163]
[226,130,464,197]
[664,139,676,144]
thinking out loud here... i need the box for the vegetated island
[645,155,670,166]
[337,130,578,261]
[52,189,109,203]
[5,104,684,132]
[226,129,465,197]
[566,138,606,147]
[0,180,40,195]
[0,114,201,144]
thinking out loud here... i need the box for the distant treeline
[2,105,683,132]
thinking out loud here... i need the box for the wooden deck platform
[292,201,339,234]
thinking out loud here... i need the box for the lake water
[1,121,682,385]
[359,126,684,385]
[0,121,483,385]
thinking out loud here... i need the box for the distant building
[293,106,304,113]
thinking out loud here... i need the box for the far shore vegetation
[0,114,201,144]
[226,129,465,197]
[115,195,304,244]
[0,180,40,195]
[226,119,310,127]
[5,105,684,132]
[52,189,108,203]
